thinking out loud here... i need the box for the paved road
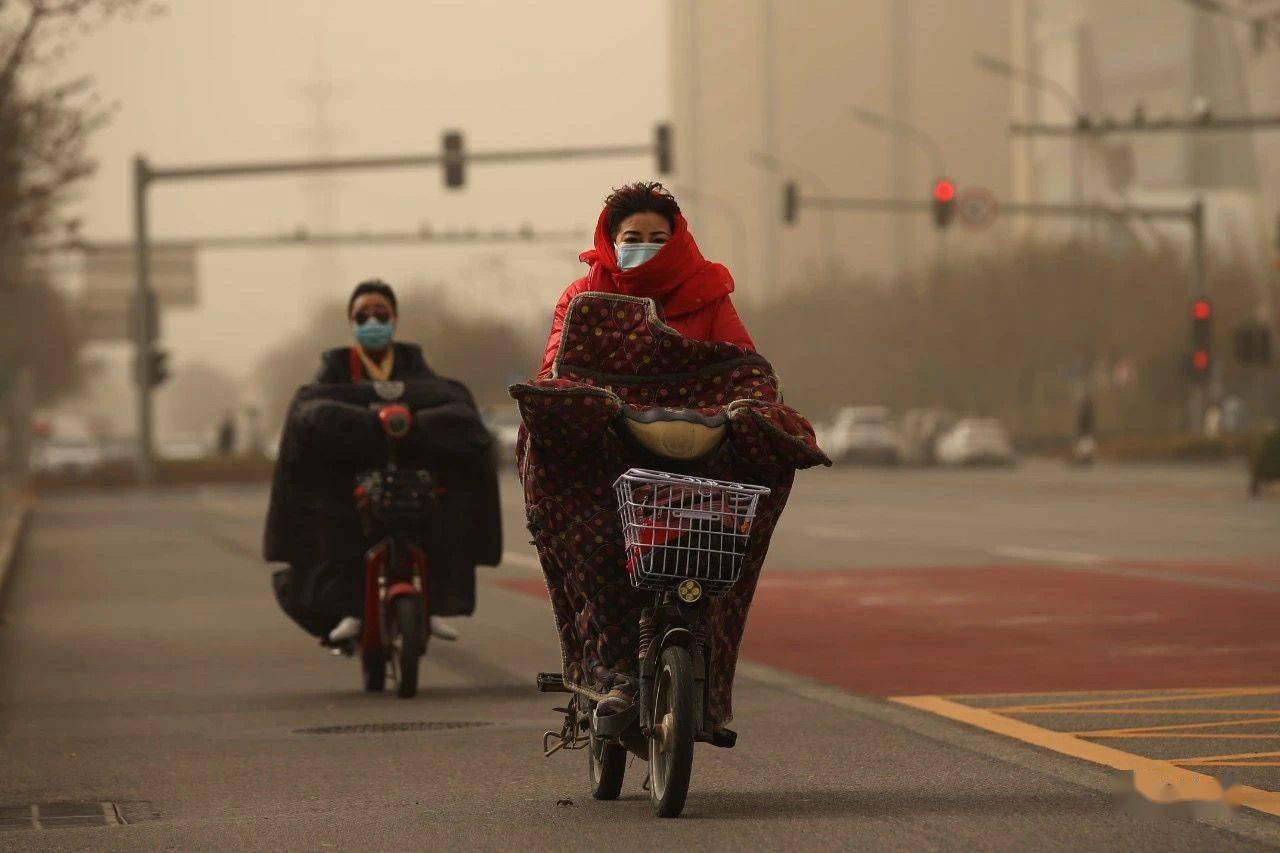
[1,462,1278,849]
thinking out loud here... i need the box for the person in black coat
[317,279,460,644]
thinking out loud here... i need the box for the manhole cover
[294,721,493,735]
[0,802,122,831]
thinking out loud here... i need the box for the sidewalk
[0,484,31,598]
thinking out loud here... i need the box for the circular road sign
[958,187,999,230]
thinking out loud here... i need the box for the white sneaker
[328,616,362,643]
[430,616,459,641]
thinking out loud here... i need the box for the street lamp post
[847,107,949,278]
[973,52,1086,213]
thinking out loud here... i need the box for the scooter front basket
[613,468,770,597]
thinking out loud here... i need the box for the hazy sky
[61,0,669,389]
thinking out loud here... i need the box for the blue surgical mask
[615,242,664,270]
[352,318,394,350]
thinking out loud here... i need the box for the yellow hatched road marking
[997,708,1280,715]
[1170,750,1280,765]
[990,686,1280,714]
[1074,715,1280,737]
[892,695,1280,819]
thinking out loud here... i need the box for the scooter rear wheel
[649,645,694,818]
[588,729,627,800]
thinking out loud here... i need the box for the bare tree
[0,0,157,407]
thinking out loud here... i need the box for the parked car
[823,406,904,465]
[901,407,956,466]
[935,418,1016,466]
[30,439,104,474]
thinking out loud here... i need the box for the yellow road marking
[990,686,1280,714]
[946,686,1280,700]
[1075,715,1280,737]
[992,708,1280,715]
[893,695,1280,819]
[1170,750,1280,765]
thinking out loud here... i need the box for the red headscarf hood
[576,208,734,319]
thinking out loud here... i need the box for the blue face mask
[352,318,394,350]
[615,242,664,270]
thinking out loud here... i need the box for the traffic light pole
[133,156,155,485]
[129,131,669,482]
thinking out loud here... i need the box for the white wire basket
[614,468,771,597]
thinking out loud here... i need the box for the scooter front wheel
[649,645,694,818]
[392,596,426,699]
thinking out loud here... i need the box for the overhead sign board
[83,242,198,307]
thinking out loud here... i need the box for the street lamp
[847,106,948,178]
[747,151,838,287]
[973,52,1086,209]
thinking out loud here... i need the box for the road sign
[958,187,999,230]
[83,241,198,307]
[75,290,161,343]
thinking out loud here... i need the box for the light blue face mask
[615,242,664,270]
[352,318,394,350]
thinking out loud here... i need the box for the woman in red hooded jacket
[538,182,753,378]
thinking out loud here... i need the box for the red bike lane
[497,557,1280,697]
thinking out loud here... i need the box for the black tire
[649,645,694,818]
[362,648,386,692]
[589,730,627,800]
[393,596,426,699]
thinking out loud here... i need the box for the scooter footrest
[592,704,639,738]
[709,727,737,748]
[536,672,568,693]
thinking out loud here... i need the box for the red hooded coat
[538,209,754,377]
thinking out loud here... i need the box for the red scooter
[348,404,438,698]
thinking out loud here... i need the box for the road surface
[1,460,1278,849]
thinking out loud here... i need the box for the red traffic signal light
[1192,348,1210,372]
[1190,298,1212,321]
[931,178,956,230]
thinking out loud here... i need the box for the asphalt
[0,462,1278,850]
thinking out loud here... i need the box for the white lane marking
[500,551,542,571]
[803,525,866,541]
[990,545,1103,565]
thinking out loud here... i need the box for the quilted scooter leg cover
[511,293,829,723]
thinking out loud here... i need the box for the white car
[935,418,1016,466]
[822,406,904,465]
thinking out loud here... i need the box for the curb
[0,494,31,599]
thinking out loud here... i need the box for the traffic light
[654,122,674,175]
[931,178,956,230]
[442,130,465,189]
[783,181,799,225]
[1189,297,1212,381]
[138,348,169,388]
